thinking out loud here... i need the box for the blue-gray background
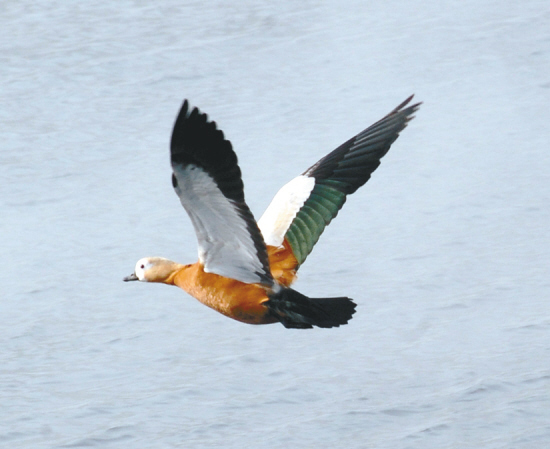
[2,1,549,448]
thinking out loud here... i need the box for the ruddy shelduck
[124,97,420,328]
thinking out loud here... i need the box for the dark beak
[123,273,139,282]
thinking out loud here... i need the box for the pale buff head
[124,257,181,284]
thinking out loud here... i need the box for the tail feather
[265,288,356,329]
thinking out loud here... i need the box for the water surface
[2,1,550,447]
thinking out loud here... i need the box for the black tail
[265,288,356,329]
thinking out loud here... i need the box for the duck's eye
[140,264,145,269]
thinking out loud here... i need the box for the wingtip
[388,95,422,127]
[171,99,221,158]
[176,99,205,124]
[393,94,422,114]
[180,99,192,119]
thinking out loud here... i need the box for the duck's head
[124,257,181,284]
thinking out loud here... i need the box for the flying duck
[124,96,420,328]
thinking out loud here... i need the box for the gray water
[2,1,550,447]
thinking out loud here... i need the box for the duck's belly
[173,263,277,325]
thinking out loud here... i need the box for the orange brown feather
[172,263,277,325]
[267,239,299,288]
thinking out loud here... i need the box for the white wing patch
[173,164,270,285]
[258,175,315,247]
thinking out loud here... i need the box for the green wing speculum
[284,182,347,265]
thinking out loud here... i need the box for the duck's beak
[123,273,139,282]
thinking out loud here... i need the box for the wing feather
[259,96,421,267]
[170,100,273,286]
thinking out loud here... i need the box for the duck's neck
[147,259,186,285]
